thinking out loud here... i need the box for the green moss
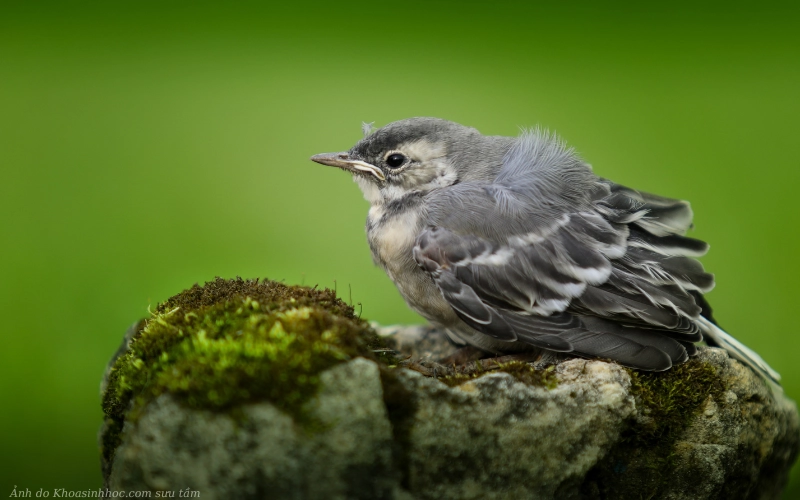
[100,277,392,477]
[439,360,558,389]
[626,358,725,445]
[580,357,726,497]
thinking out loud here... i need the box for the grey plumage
[310,117,780,383]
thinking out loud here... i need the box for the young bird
[311,117,779,383]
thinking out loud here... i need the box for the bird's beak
[310,152,386,181]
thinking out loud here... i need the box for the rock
[371,323,460,361]
[387,357,635,499]
[101,279,799,499]
[99,277,394,490]
[108,359,404,500]
[379,326,800,499]
[579,347,799,500]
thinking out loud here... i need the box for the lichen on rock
[100,277,393,482]
[100,283,800,499]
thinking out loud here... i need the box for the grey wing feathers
[597,182,696,237]
[415,175,717,371]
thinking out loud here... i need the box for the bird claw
[438,346,488,366]
[399,351,541,379]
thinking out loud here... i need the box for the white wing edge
[697,316,781,389]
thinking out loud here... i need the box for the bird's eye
[385,153,406,168]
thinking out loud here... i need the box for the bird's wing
[575,180,714,334]
[416,173,714,370]
[595,182,780,383]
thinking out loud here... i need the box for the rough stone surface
[393,358,635,499]
[108,358,406,500]
[580,347,799,500]
[104,325,799,499]
[373,323,460,361]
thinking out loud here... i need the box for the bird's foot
[438,346,487,366]
[401,351,541,379]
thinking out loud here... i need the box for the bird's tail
[697,316,781,386]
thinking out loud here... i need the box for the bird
[310,117,779,383]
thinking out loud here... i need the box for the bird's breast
[366,205,420,276]
[366,204,455,322]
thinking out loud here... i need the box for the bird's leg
[438,346,489,366]
[402,349,543,378]
[454,353,541,375]
[439,347,542,369]
[400,359,455,377]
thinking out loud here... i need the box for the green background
[2,1,798,496]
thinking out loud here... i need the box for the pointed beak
[310,152,386,181]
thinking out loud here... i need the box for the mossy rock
[100,277,394,480]
[100,292,800,499]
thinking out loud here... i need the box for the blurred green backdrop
[2,0,798,496]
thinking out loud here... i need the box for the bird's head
[311,117,512,204]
